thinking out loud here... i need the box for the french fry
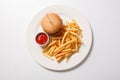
[68,28,79,32]
[54,39,76,53]
[48,46,56,56]
[69,31,78,38]
[54,46,65,56]
[61,31,69,44]
[75,39,78,51]
[48,40,57,47]
[65,44,71,49]
[62,49,72,53]
[65,53,73,62]
[55,52,66,58]
[56,55,65,63]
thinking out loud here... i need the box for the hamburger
[40,13,62,34]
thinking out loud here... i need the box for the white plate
[27,5,93,71]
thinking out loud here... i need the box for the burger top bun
[40,13,62,34]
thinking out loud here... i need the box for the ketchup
[36,33,48,45]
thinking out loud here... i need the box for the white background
[0,0,120,80]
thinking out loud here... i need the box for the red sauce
[36,33,48,45]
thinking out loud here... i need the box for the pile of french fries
[42,20,83,63]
